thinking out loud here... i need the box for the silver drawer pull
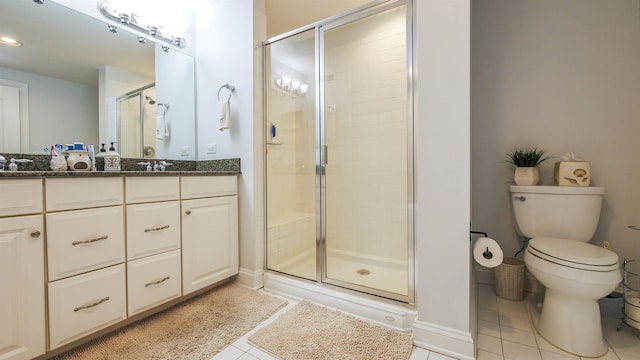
[144,225,170,233]
[185,210,191,215]
[72,235,108,246]
[514,196,526,202]
[30,230,41,238]
[145,276,171,287]
[74,296,110,312]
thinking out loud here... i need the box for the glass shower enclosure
[265,1,413,303]
[117,84,157,158]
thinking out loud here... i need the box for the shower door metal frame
[263,0,415,305]
[116,83,155,158]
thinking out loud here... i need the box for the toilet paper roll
[473,237,504,268]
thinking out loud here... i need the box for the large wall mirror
[0,0,196,160]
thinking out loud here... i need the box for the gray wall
[472,0,640,262]
[0,66,98,154]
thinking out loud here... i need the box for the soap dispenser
[103,141,121,171]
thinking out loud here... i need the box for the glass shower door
[321,5,410,298]
[265,29,318,281]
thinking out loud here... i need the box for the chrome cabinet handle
[30,230,41,238]
[145,276,171,287]
[144,225,170,232]
[185,210,191,215]
[72,235,108,246]
[514,196,526,202]
[74,296,110,312]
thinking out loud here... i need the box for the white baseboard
[412,319,475,360]
[263,272,416,332]
[234,267,264,290]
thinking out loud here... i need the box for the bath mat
[53,283,287,360]
[249,300,413,360]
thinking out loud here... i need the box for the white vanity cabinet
[0,179,45,360]
[45,177,126,349]
[125,177,182,316]
[1,173,239,359]
[181,176,238,294]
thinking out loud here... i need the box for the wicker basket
[494,257,526,301]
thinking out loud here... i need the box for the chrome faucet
[158,160,172,171]
[137,162,152,172]
[8,158,33,171]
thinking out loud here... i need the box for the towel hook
[217,83,235,102]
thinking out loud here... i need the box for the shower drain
[356,269,371,275]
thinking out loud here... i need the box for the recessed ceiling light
[0,36,22,47]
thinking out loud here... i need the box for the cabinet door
[0,215,45,360]
[181,195,238,294]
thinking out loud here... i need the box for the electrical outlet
[602,241,611,250]
[206,143,217,154]
[181,146,189,156]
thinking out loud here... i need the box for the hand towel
[219,99,230,131]
[156,115,166,140]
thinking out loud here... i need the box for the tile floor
[476,284,640,360]
[210,285,640,360]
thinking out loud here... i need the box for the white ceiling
[0,1,154,86]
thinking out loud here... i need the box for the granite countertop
[0,170,240,178]
[0,155,240,177]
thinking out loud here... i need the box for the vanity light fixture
[107,24,118,33]
[98,0,186,49]
[0,36,22,47]
[274,75,308,97]
[161,45,170,52]
[137,35,147,44]
[33,0,45,4]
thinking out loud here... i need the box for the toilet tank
[509,185,605,242]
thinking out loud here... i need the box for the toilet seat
[528,237,619,272]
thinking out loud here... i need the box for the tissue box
[554,161,591,186]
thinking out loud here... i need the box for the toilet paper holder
[470,231,494,259]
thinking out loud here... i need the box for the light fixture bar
[97,0,186,49]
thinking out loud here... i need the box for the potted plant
[507,147,550,185]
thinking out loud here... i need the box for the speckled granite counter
[0,154,240,177]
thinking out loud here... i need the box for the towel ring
[218,83,235,102]
[157,103,169,116]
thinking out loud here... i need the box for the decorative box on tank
[554,161,591,186]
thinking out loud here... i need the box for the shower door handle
[321,145,328,165]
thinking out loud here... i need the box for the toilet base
[536,289,608,357]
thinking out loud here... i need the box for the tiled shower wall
[324,6,408,262]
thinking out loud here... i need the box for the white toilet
[510,185,621,357]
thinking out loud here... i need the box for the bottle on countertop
[103,141,121,171]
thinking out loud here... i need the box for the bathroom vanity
[0,171,238,360]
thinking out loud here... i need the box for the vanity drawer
[180,176,237,199]
[47,206,125,281]
[126,201,181,260]
[125,176,180,204]
[0,178,43,217]
[48,264,126,349]
[127,250,182,316]
[46,177,123,212]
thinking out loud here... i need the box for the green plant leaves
[507,148,550,167]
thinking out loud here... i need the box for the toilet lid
[528,237,619,271]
